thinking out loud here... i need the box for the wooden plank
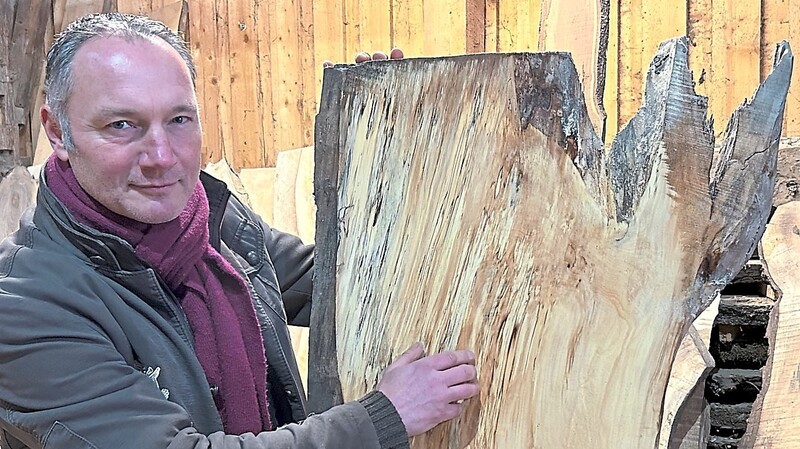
[739,201,800,448]
[498,0,541,52]
[392,0,425,56]
[312,0,345,106]
[537,0,609,138]
[188,1,226,165]
[343,0,391,57]
[423,0,467,55]
[298,0,316,151]
[688,0,714,112]
[271,147,315,390]
[710,0,761,137]
[602,0,619,141]
[616,0,643,129]
[238,167,276,223]
[0,166,36,240]
[465,0,485,53]
[311,40,792,448]
[485,0,499,52]
[618,0,686,130]
[268,0,306,157]
[225,0,263,169]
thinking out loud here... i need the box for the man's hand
[376,342,480,437]
[323,48,405,68]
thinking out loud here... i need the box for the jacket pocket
[43,422,98,449]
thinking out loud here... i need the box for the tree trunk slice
[310,39,793,448]
[738,201,800,448]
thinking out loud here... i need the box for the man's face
[45,35,202,224]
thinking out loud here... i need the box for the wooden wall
[8,0,800,171]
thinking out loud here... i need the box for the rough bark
[310,38,792,448]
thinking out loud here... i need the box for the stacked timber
[310,38,793,449]
[705,259,774,449]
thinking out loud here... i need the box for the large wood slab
[310,38,792,448]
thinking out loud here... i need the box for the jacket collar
[35,169,231,272]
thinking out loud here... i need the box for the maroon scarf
[45,155,272,434]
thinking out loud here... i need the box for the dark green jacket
[0,171,407,449]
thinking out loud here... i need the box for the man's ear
[41,105,69,161]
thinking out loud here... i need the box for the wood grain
[311,40,792,448]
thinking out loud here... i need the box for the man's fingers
[390,342,426,367]
[371,51,388,60]
[445,381,481,404]
[322,60,334,68]
[355,51,371,63]
[425,349,476,371]
[441,363,478,386]
[390,48,404,59]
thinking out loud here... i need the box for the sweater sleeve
[167,395,409,449]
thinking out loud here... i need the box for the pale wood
[659,296,719,449]
[312,0,345,101]
[498,0,541,52]
[710,0,761,138]
[392,0,424,56]
[273,146,315,242]
[538,0,609,139]
[602,0,619,141]
[203,158,252,209]
[484,0,499,52]
[343,0,391,57]
[238,167,276,224]
[271,147,315,394]
[311,39,793,448]
[0,166,36,240]
[267,0,310,157]
[739,201,800,448]
[188,1,230,166]
[226,0,264,169]
[423,0,467,55]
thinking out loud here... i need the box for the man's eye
[109,120,133,130]
[172,116,190,124]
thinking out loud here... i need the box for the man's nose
[140,126,177,168]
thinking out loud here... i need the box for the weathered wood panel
[0,166,35,239]
[310,40,791,448]
[739,201,800,449]
[11,1,800,172]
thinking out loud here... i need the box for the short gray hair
[44,13,196,150]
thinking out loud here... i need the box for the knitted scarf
[45,155,271,434]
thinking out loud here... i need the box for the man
[0,13,479,449]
